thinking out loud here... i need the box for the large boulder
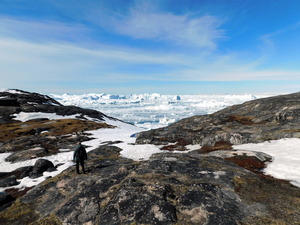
[0,176,18,188]
[29,159,56,179]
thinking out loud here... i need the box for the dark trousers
[76,159,85,174]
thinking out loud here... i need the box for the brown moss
[30,214,62,225]
[5,187,32,199]
[233,173,300,224]
[243,217,288,225]
[200,140,233,153]
[227,115,266,125]
[0,119,114,142]
[224,155,268,173]
[160,139,192,151]
[160,144,187,151]
[0,199,38,223]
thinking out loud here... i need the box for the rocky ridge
[136,92,300,149]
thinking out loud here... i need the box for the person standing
[73,142,88,174]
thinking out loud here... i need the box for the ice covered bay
[51,93,272,129]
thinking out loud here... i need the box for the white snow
[83,118,162,161]
[233,139,300,187]
[13,112,82,122]
[0,89,28,95]
[0,116,200,192]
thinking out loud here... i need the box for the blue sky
[0,0,300,94]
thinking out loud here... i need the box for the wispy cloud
[110,6,224,49]
[259,22,300,61]
[0,37,187,84]
[0,17,90,43]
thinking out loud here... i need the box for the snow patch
[13,112,81,122]
[234,138,300,187]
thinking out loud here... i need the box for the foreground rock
[136,92,300,148]
[0,145,299,225]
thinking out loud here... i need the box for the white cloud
[0,17,89,43]
[111,8,224,49]
[0,37,187,85]
[1,35,299,90]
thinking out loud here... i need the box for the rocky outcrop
[0,89,118,200]
[0,89,115,163]
[0,89,113,124]
[136,92,300,148]
[0,145,299,225]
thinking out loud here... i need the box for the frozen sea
[50,93,274,129]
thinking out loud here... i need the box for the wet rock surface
[0,146,299,225]
[136,92,300,147]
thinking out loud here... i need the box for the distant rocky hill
[0,89,113,124]
[0,90,300,224]
[136,92,300,150]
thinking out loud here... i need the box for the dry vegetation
[0,119,115,142]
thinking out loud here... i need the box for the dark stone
[0,172,10,179]
[0,192,15,211]
[0,175,19,187]
[0,99,20,107]
[29,159,55,178]
[10,166,34,179]
[27,118,49,122]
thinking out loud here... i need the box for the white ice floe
[234,138,300,187]
[50,93,275,129]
